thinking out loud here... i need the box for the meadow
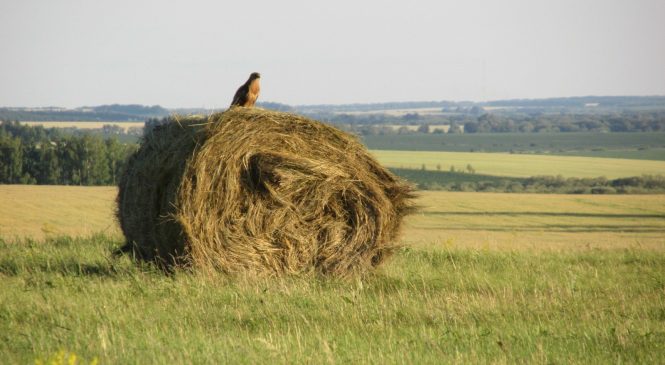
[371,150,665,178]
[1,185,664,363]
[363,132,665,160]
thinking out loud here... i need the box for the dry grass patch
[404,192,665,251]
[0,185,119,240]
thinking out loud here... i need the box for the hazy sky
[1,0,664,108]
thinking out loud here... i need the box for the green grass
[372,150,665,178]
[362,132,665,160]
[1,234,664,363]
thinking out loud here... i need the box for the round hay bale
[117,107,414,276]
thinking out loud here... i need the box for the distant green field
[362,132,665,160]
[372,150,665,178]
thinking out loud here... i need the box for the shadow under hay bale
[116,108,414,277]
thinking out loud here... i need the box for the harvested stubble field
[1,185,664,363]
[0,185,119,239]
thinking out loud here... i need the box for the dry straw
[117,107,414,277]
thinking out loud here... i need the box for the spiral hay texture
[117,107,414,277]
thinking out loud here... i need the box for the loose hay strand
[117,108,415,277]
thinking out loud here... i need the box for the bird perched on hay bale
[116,107,414,277]
[231,72,261,107]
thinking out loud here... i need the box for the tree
[402,113,421,121]
[469,106,485,116]
[518,121,535,133]
[106,137,135,185]
[77,135,109,185]
[37,141,61,184]
[58,137,82,185]
[448,121,460,134]
[0,136,23,183]
[397,126,412,135]
[463,121,478,133]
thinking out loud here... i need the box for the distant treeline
[392,168,665,194]
[300,96,665,113]
[297,101,460,114]
[482,96,665,108]
[462,111,665,133]
[325,110,665,135]
[5,95,665,127]
[0,121,136,185]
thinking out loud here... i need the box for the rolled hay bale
[117,107,414,277]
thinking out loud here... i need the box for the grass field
[3,236,663,364]
[363,132,665,160]
[371,150,665,178]
[1,186,664,363]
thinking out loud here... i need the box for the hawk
[231,72,261,107]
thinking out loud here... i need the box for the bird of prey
[231,72,261,107]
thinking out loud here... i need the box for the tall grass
[1,234,664,364]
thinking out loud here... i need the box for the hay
[116,107,414,277]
